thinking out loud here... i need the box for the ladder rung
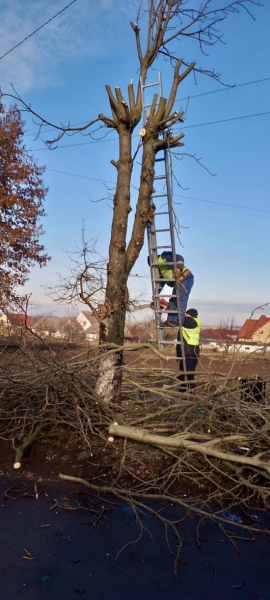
[151,245,173,249]
[142,82,160,88]
[154,176,166,180]
[152,194,167,198]
[155,310,179,314]
[154,212,169,216]
[151,262,175,266]
[154,294,177,298]
[153,278,176,282]
[144,102,160,108]
[152,228,171,233]
[158,324,179,329]
[155,158,165,162]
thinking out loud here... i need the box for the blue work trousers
[167,276,194,325]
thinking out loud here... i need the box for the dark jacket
[159,252,193,289]
[176,315,200,358]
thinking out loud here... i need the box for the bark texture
[95,68,192,404]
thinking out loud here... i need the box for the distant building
[201,328,239,342]
[238,316,270,343]
[201,340,269,354]
[85,322,99,342]
[250,317,270,344]
[54,318,84,342]
[76,311,99,341]
[76,311,98,331]
[0,313,33,335]
[32,316,69,338]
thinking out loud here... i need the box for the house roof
[7,313,33,328]
[201,328,239,341]
[237,319,258,339]
[237,317,270,339]
[85,322,99,334]
[72,319,84,331]
[253,315,270,332]
[33,317,69,332]
[59,318,84,332]
[80,312,98,325]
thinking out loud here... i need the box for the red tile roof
[60,318,84,332]
[237,317,270,340]
[72,319,84,331]
[201,328,238,341]
[7,313,33,328]
[254,315,270,330]
[237,319,260,339]
[81,312,97,325]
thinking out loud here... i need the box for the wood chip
[233,581,245,589]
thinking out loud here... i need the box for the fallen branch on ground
[108,423,270,476]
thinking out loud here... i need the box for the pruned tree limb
[130,21,144,64]
[108,423,270,475]
[13,421,50,469]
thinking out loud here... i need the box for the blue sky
[0,0,269,325]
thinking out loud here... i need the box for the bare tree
[46,234,107,322]
[2,0,261,404]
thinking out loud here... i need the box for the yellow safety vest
[182,317,201,346]
[158,255,187,281]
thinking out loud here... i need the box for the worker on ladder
[177,308,201,392]
[148,251,194,326]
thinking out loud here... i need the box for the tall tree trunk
[95,125,132,404]
[95,62,193,406]
[95,137,158,405]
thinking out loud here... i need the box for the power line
[181,111,270,130]
[44,166,270,215]
[47,167,116,185]
[177,76,270,102]
[24,75,270,139]
[34,137,115,151]
[25,121,87,137]
[32,109,270,151]
[0,0,78,60]
[174,193,270,215]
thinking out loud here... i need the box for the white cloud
[0,0,134,91]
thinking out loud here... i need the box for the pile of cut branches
[1,338,270,571]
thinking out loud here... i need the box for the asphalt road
[0,479,269,600]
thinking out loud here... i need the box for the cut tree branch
[108,423,270,476]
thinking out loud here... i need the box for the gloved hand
[150,298,168,310]
[160,298,168,309]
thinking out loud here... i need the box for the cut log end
[14,462,21,469]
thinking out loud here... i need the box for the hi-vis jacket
[182,317,201,346]
[157,255,188,282]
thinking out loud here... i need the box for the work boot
[163,320,179,327]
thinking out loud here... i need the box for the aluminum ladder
[140,72,187,372]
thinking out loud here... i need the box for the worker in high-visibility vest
[148,251,194,326]
[176,308,201,392]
